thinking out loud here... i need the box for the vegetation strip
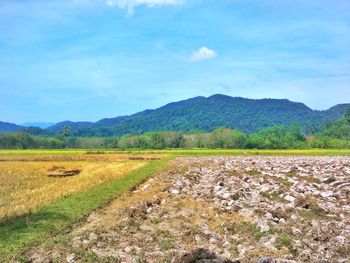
[0,155,173,262]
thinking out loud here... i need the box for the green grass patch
[267,226,295,255]
[298,206,328,220]
[0,155,174,262]
[276,177,294,187]
[160,237,176,251]
[276,232,294,253]
[235,221,265,241]
[260,191,286,203]
[245,169,261,176]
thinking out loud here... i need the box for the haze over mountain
[1,95,349,136]
[21,122,55,129]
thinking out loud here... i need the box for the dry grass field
[0,150,171,261]
[0,160,146,220]
[0,152,165,221]
[0,152,164,162]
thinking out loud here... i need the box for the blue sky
[0,0,349,123]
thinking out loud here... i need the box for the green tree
[345,108,350,123]
[208,128,246,149]
[62,125,71,149]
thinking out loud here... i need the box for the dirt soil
[24,156,350,263]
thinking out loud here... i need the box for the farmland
[0,149,349,262]
[0,151,166,221]
[0,161,146,220]
[2,1,349,262]
[0,150,169,261]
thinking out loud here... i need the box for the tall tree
[62,125,71,149]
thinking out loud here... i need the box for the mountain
[2,95,349,136]
[69,95,350,136]
[319,104,350,122]
[45,121,94,134]
[0,121,24,133]
[21,122,55,129]
[21,126,50,136]
[317,108,350,140]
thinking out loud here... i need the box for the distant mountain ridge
[1,95,349,135]
[72,95,349,136]
[45,121,94,134]
[0,121,24,133]
[21,122,55,129]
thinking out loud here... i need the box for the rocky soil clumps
[170,156,350,262]
[24,156,350,263]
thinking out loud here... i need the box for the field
[0,149,349,262]
[0,151,166,221]
[0,161,146,220]
[0,151,169,261]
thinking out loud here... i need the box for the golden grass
[0,160,146,220]
[0,153,165,162]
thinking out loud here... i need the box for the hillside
[71,95,350,136]
[1,95,349,136]
[0,121,24,133]
[317,108,350,140]
[45,121,94,134]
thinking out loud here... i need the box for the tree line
[0,132,116,149]
[115,123,349,150]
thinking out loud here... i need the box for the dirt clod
[47,166,81,177]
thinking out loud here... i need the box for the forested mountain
[68,95,350,136]
[0,121,24,133]
[1,95,349,136]
[45,121,94,134]
[317,109,350,141]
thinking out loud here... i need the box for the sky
[0,0,349,123]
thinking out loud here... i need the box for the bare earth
[26,156,350,263]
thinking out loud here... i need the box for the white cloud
[190,47,217,62]
[104,0,184,14]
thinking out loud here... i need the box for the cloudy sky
[0,0,349,123]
